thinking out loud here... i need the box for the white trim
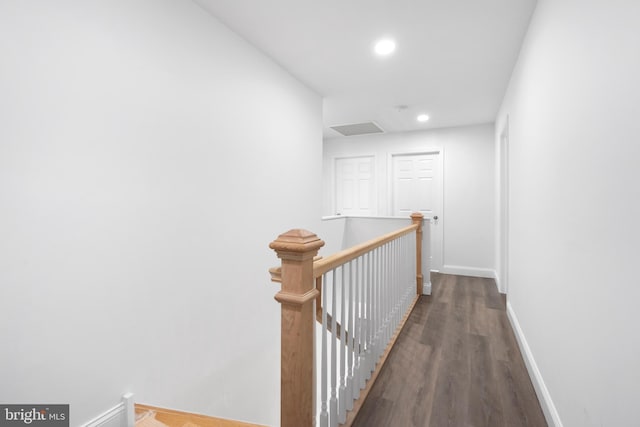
[422,279,432,295]
[440,265,495,278]
[123,393,134,427]
[321,215,347,221]
[323,214,434,220]
[490,269,503,292]
[81,403,124,427]
[506,303,563,427]
[498,116,510,295]
[81,394,135,427]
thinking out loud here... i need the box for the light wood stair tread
[135,404,267,427]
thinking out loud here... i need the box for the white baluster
[380,244,386,349]
[353,257,362,395]
[379,244,384,351]
[402,234,416,313]
[346,259,355,410]
[391,241,395,339]
[364,250,373,383]
[374,246,382,365]
[330,269,338,427]
[381,244,384,351]
[386,242,390,344]
[409,233,415,306]
[390,241,395,335]
[378,245,382,360]
[395,239,401,328]
[369,248,376,376]
[358,253,367,390]
[396,240,399,326]
[404,234,411,311]
[386,242,392,343]
[386,241,390,340]
[320,273,329,427]
[338,265,347,424]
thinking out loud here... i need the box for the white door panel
[335,156,375,216]
[392,153,442,270]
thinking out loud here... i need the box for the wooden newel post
[270,229,325,427]
[411,213,424,295]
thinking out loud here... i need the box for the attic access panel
[330,122,384,137]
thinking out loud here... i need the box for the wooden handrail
[272,221,420,286]
[313,223,419,278]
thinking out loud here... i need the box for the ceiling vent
[330,121,384,137]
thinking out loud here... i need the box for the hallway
[352,274,547,427]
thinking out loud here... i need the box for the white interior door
[392,152,443,270]
[335,156,375,216]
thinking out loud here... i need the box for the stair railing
[269,213,424,427]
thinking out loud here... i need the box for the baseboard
[492,269,507,294]
[422,279,432,295]
[81,394,134,427]
[506,303,563,427]
[440,265,495,279]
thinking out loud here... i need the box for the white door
[392,153,442,270]
[335,156,375,216]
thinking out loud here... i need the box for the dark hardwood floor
[352,273,547,427]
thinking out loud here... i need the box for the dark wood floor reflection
[352,273,547,427]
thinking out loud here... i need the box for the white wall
[324,124,495,277]
[495,0,640,425]
[0,1,322,426]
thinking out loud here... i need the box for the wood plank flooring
[351,273,547,427]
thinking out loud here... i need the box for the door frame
[388,149,444,272]
[499,117,510,294]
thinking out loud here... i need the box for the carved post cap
[410,212,424,222]
[270,229,325,258]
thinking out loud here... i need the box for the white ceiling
[194,0,537,138]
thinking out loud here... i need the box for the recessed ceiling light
[417,114,430,122]
[374,39,396,56]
